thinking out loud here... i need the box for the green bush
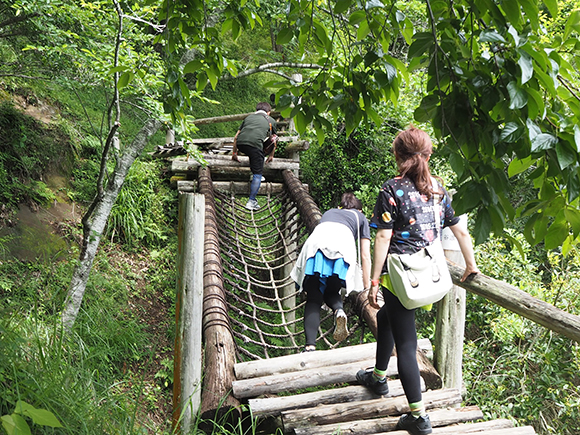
[301,124,398,212]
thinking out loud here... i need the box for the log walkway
[162,111,576,434]
[233,342,536,435]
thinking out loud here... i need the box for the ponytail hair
[393,126,440,198]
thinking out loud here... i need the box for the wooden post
[434,215,467,396]
[172,193,205,431]
[166,128,175,145]
[197,167,240,419]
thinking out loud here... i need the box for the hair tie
[414,152,422,155]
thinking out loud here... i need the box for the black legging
[303,274,344,346]
[375,288,422,404]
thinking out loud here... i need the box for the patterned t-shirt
[370,176,459,272]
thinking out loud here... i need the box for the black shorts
[237,144,264,175]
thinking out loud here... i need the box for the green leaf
[277,27,294,45]
[544,0,558,19]
[531,133,558,152]
[14,401,62,428]
[479,29,506,43]
[564,10,580,40]
[357,20,371,40]
[117,71,133,89]
[518,50,533,84]
[349,10,366,25]
[507,81,527,109]
[2,414,31,435]
[294,110,307,134]
[565,208,580,238]
[555,141,577,169]
[501,0,521,29]
[365,0,383,9]
[109,65,128,74]
[183,60,202,75]
[474,207,492,245]
[574,125,580,153]
[567,168,580,203]
[334,0,352,14]
[545,219,568,250]
[407,32,433,59]
[519,0,539,30]
[526,88,544,120]
[500,122,523,143]
[508,156,534,177]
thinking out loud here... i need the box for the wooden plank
[448,261,580,343]
[373,419,516,434]
[292,406,483,435]
[232,358,393,399]
[189,111,285,125]
[212,181,286,195]
[234,340,433,380]
[172,155,300,172]
[248,378,426,417]
[282,388,463,429]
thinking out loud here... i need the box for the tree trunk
[61,119,162,332]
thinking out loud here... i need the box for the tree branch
[0,12,40,29]
[220,62,324,80]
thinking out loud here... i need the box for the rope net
[213,186,365,362]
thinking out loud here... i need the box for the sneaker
[249,175,266,182]
[245,199,260,210]
[356,369,389,396]
[333,309,348,341]
[301,345,315,353]
[396,414,432,435]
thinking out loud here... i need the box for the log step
[367,419,535,434]
[249,378,426,417]
[282,388,463,430]
[234,340,432,380]
[292,406,484,435]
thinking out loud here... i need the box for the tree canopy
[154,0,580,253]
[5,0,580,251]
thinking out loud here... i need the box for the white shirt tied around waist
[290,221,358,296]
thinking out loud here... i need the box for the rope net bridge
[215,185,367,360]
[169,131,540,434]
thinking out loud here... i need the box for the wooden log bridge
[232,341,536,435]
[167,111,578,434]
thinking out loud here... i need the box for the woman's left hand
[367,285,381,309]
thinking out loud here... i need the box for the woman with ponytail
[356,127,479,435]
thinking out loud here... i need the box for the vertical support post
[166,128,175,145]
[434,215,467,396]
[173,193,205,432]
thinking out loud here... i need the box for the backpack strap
[260,113,272,136]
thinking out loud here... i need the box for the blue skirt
[304,250,349,294]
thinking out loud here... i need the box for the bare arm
[368,228,392,309]
[232,130,240,161]
[449,223,480,281]
[360,238,371,290]
[265,138,277,163]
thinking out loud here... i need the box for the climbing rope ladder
[214,186,366,360]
